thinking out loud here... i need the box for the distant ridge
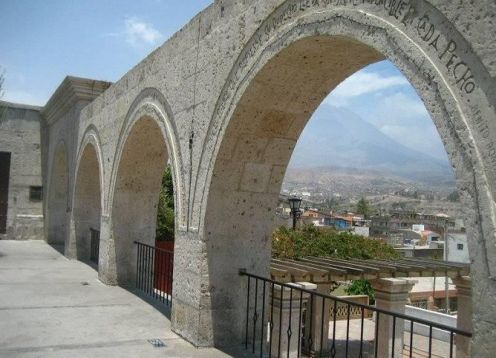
[288,105,454,185]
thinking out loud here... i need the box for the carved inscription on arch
[199,0,496,278]
[211,0,488,172]
[236,0,478,96]
[415,14,475,94]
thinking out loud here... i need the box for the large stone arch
[46,141,69,248]
[68,127,104,264]
[102,88,183,286]
[175,2,496,351]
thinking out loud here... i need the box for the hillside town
[276,194,467,259]
[276,189,469,314]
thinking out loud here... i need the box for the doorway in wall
[0,152,11,235]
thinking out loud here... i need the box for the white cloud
[363,92,447,160]
[378,92,428,120]
[326,71,408,106]
[380,124,448,160]
[124,17,163,47]
[319,62,449,161]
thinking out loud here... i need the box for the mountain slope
[288,105,454,183]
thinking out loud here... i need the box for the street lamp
[288,197,302,230]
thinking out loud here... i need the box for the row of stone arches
[45,92,183,288]
[42,2,496,353]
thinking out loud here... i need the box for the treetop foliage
[272,225,400,260]
[356,197,370,218]
[345,279,375,303]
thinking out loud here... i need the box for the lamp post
[288,197,302,230]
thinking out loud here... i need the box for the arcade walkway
[0,240,231,358]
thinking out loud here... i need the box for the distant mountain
[288,105,454,184]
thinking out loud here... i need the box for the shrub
[272,225,400,260]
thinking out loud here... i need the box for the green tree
[345,279,375,303]
[356,197,370,218]
[272,225,399,304]
[272,225,400,260]
[155,166,175,241]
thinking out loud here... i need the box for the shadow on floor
[47,243,65,255]
[124,286,172,320]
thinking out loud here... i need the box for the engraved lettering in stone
[417,15,435,42]
[428,34,440,51]
[445,53,459,69]
[224,0,479,122]
[389,0,407,18]
[439,40,457,61]
[455,66,475,94]
[395,0,408,19]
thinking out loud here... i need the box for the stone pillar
[452,276,472,358]
[65,211,77,259]
[270,282,314,358]
[171,230,213,347]
[372,278,417,358]
[304,282,332,355]
[97,214,117,285]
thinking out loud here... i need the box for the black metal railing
[134,241,173,306]
[90,228,100,264]
[240,270,471,358]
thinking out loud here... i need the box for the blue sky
[0,0,448,162]
[324,61,449,161]
[0,0,211,104]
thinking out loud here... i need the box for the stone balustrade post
[270,282,314,358]
[371,278,417,357]
[303,282,333,356]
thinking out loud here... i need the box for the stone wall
[0,101,44,240]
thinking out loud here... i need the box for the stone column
[65,211,77,259]
[270,282,313,358]
[96,214,117,285]
[372,278,417,357]
[452,276,472,358]
[303,282,332,356]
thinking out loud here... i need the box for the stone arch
[46,141,69,248]
[108,88,181,286]
[187,3,496,349]
[70,127,104,264]
[108,88,185,230]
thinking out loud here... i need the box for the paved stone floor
[0,240,236,358]
[332,318,452,357]
[0,240,455,358]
